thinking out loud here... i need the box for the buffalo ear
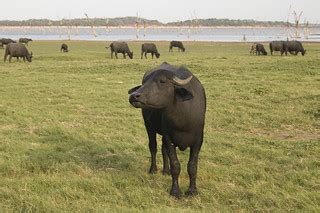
[128,85,141,94]
[174,87,193,101]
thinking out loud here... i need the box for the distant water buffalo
[61,43,69,52]
[128,62,206,198]
[256,43,267,55]
[106,41,133,59]
[250,43,257,55]
[141,43,160,59]
[269,41,286,55]
[169,41,185,52]
[0,38,16,48]
[4,43,32,62]
[19,38,33,46]
[284,41,306,56]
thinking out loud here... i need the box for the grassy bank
[0,41,319,211]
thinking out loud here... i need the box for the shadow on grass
[23,126,135,174]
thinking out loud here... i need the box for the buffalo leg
[111,51,113,59]
[23,57,26,62]
[115,52,118,59]
[9,55,12,63]
[161,138,170,175]
[147,128,157,174]
[123,53,126,59]
[164,136,181,198]
[151,53,154,59]
[141,51,143,59]
[144,52,147,59]
[186,141,202,196]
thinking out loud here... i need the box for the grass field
[0,41,319,211]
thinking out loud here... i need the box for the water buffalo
[269,41,286,55]
[250,43,257,55]
[4,43,32,62]
[256,43,267,55]
[61,43,69,52]
[284,41,306,56]
[169,41,185,52]
[19,38,33,46]
[0,38,16,48]
[106,41,133,59]
[141,43,160,59]
[128,62,206,198]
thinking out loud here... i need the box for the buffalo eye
[159,79,166,84]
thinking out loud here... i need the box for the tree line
[0,17,293,27]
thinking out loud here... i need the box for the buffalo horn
[172,75,193,85]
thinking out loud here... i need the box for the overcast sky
[1,0,319,23]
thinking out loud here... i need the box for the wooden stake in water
[304,20,310,40]
[85,13,97,37]
[59,19,63,38]
[143,20,146,37]
[285,5,292,40]
[105,18,111,33]
[136,13,140,39]
[46,20,51,33]
[293,10,303,38]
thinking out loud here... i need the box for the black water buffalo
[128,62,206,198]
[141,43,160,59]
[0,38,16,48]
[61,43,69,52]
[4,43,32,62]
[269,41,286,55]
[106,41,133,59]
[169,41,185,52]
[284,41,306,56]
[256,43,267,55]
[19,38,33,46]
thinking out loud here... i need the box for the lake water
[1,26,320,42]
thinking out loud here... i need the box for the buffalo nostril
[134,93,141,99]
[129,92,141,103]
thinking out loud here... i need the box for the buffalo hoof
[170,188,181,199]
[186,188,198,196]
[148,166,158,174]
[162,169,170,176]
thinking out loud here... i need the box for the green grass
[0,40,319,211]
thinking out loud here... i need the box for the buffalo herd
[1,38,187,62]
[1,38,307,63]
[250,40,306,56]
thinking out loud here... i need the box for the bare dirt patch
[249,128,320,141]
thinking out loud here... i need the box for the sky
[1,0,319,23]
